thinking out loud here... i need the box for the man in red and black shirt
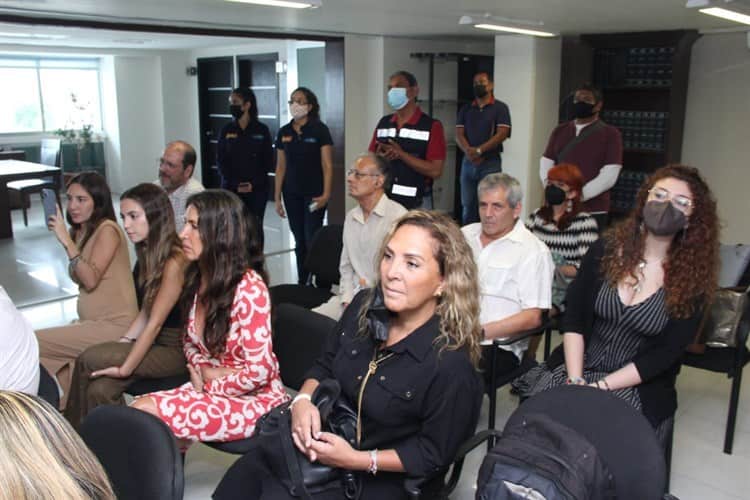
[368,70,446,209]
[540,84,622,227]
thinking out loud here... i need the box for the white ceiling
[0,0,747,49]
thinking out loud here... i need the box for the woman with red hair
[527,163,599,316]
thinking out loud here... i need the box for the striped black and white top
[526,210,599,267]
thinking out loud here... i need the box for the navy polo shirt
[276,118,333,196]
[456,96,512,159]
[216,119,274,191]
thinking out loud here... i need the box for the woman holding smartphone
[274,87,333,284]
[65,183,188,428]
[37,172,138,409]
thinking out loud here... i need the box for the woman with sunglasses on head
[214,211,484,500]
[274,86,333,284]
[516,165,719,448]
[130,190,288,448]
[65,183,188,428]
[37,172,138,409]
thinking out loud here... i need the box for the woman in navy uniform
[274,87,333,284]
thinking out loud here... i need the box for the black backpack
[476,412,617,500]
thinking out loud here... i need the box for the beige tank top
[76,219,138,324]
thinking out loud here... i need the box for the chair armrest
[403,429,502,499]
[493,316,551,347]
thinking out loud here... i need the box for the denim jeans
[460,156,502,224]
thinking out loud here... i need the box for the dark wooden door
[197,56,234,188]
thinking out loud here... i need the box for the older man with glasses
[312,153,406,320]
[155,140,205,231]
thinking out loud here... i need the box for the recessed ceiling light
[699,6,750,24]
[225,0,321,8]
[474,24,557,37]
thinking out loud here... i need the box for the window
[0,57,102,134]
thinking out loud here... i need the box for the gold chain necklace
[356,348,395,446]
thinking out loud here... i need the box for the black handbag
[253,379,361,499]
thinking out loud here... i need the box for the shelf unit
[559,30,700,214]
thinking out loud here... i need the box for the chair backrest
[79,405,184,500]
[37,363,60,409]
[304,224,344,289]
[272,303,336,391]
[506,386,666,499]
[40,138,61,167]
[718,244,750,288]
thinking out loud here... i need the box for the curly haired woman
[516,165,719,448]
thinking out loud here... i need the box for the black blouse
[132,262,182,330]
[305,291,483,479]
[275,119,332,196]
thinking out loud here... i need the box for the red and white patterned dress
[142,270,289,442]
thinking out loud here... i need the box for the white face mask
[290,102,310,120]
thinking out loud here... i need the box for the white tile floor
[6,198,750,499]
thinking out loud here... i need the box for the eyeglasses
[347,169,381,180]
[648,187,693,211]
[159,158,179,169]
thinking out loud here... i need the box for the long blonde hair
[357,210,483,368]
[0,391,115,500]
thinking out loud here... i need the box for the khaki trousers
[64,327,186,429]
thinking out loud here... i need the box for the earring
[566,199,573,213]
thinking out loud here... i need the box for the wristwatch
[475,147,482,155]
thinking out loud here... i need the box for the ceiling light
[699,6,750,24]
[0,32,68,40]
[474,23,557,37]
[225,0,321,8]
[459,13,557,38]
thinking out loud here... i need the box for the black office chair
[270,224,344,309]
[37,363,60,409]
[485,316,550,438]
[7,138,61,226]
[406,385,669,500]
[80,405,184,500]
[204,303,336,455]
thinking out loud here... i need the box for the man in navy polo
[456,71,512,224]
[368,70,446,209]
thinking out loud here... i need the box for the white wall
[681,32,750,244]
[493,35,561,216]
[110,55,166,192]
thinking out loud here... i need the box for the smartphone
[41,188,58,224]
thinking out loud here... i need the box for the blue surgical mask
[387,87,409,110]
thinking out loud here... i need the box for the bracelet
[601,378,611,391]
[595,380,602,389]
[566,376,586,386]
[289,393,311,410]
[68,255,82,275]
[120,336,136,342]
[368,449,378,475]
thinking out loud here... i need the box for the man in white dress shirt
[155,140,205,231]
[462,173,554,382]
[313,153,406,320]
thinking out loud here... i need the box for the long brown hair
[357,210,483,368]
[181,190,267,357]
[65,172,116,249]
[538,163,586,231]
[602,165,719,318]
[120,183,183,313]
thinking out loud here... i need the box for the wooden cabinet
[559,30,700,214]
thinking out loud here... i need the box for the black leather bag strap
[279,408,314,500]
[556,120,605,164]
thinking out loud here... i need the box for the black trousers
[283,191,325,284]
[212,442,410,500]
[237,190,268,251]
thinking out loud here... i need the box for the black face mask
[545,184,567,206]
[642,200,687,236]
[473,84,488,98]
[229,104,243,119]
[573,100,596,119]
